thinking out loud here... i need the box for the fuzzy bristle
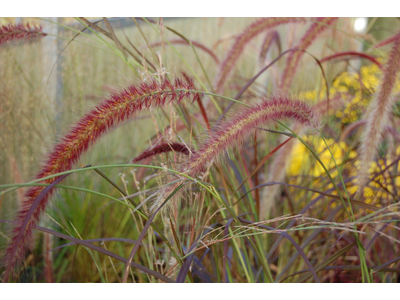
[259,30,281,62]
[357,32,400,193]
[279,17,338,93]
[150,97,321,213]
[214,17,306,94]
[0,23,47,46]
[186,98,320,175]
[132,142,191,163]
[3,75,200,279]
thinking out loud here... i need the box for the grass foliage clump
[1,17,400,283]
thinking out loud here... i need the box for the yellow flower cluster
[288,136,356,178]
[300,63,400,124]
[286,62,400,205]
[288,136,400,205]
[333,64,382,124]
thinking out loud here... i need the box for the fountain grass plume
[3,75,200,278]
[186,97,320,176]
[260,94,343,218]
[260,18,338,215]
[214,17,306,94]
[259,30,281,62]
[279,17,338,93]
[150,97,321,212]
[132,142,191,163]
[358,32,400,193]
[0,23,47,46]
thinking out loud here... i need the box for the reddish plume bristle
[151,97,321,213]
[187,97,321,176]
[0,23,47,46]
[132,142,191,163]
[215,17,306,94]
[358,32,400,192]
[280,17,338,93]
[259,30,281,62]
[3,75,200,277]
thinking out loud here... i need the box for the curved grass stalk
[150,38,219,64]
[0,163,212,195]
[36,17,104,46]
[320,51,382,68]
[374,34,398,48]
[44,33,116,55]
[141,17,222,113]
[74,18,141,75]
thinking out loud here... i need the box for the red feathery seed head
[259,30,281,62]
[132,142,191,163]
[215,17,306,94]
[185,97,321,176]
[3,75,200,278]
[280,17,338,93]
[0,23,47,46]
[151,97,321,213]
[358,32,400,191]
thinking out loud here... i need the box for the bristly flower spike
[150,97,321,212]
[0,23,47,46]
[279,17,338,93]
[259,17,337,218]
[259,30,281,63]
[3,75,200,279]
[131,142,191,163]
[186,97,321,176]
[214,17,306,94]
[358,31,400,193]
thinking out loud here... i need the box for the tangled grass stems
[277,121,372,282]
[3,76,202,278]
[4,17,400,283]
